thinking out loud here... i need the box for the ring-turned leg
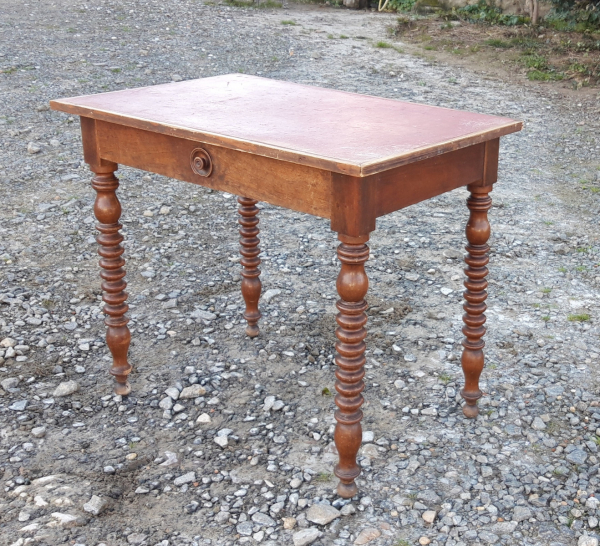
[333,235,369,498]
[460,185,492,418]
[92,165,132,395]
[238,196,261,338]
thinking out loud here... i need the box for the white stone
[50,512,84,527]
[290,478,303,489]
[1,377,19,391]
[263,289,282,303]
[578,536,599,546]
[0,337,16,348]
[214,436,228,447]
[394,379,406,389]
[31,426,46,438]
[27,142,41,154]
[264,395,276,411]
[362,430,374,442]
[440,287,453,296]
[341,504,356,516]
[53,380,79,397]
[283,517,297,529]
[306,503,341,525]
[422,510,437,524]
[83,495,107,516]
[159,397,173,410]
[164,387,180,400]
[196,412,211,424]
[586,497,600,510]
[293,528,322,546]
[354,528,381,545]
[179,384,206,400]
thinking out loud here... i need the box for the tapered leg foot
[91,166,132,395]
[238,197,261,338]
[333,236,369,498]
[460,185,492,419]
[337,480,358,499]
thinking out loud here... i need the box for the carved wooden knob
[190,148,212,177]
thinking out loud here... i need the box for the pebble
[353,527,381,545]
[31,426,46,438]
[283,517,297,529]
[306,503,341,525]
[196,412,211,423]
[419,538,431,545]
[179,384,206,398]
[214,436,228,447]
[567,449,588,464]
[127,533,148,545]
[53,380,79,397]
[531,416,546,430]
[50,512,85,527]
[422,510,437,524]
[1,377,19,391]
[173,472,195,486]
[512,506,532,522]
[83,495,108,516]
[263,288,282,303]
[579,537,599,546]
[252,512,276,526]
[27,142,41,154]
[9,400,28,411]
[293,528,322,546]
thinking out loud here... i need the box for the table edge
[50,99,522,177]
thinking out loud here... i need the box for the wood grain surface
[51,74,522,176]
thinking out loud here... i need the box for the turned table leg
[92,165,132,395]
[238,196,261,338]
[460,185,492,418]
[333,235,369,498]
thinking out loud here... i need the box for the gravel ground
[1,2,600,546]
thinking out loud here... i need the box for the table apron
[88,118,333,219]
[82,117,498,235]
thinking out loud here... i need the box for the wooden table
[51,74,522,498]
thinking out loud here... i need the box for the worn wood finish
[91,166,132,395]
[334,236,369,498]
[50,74,522,176]
[238,197,262,338]
[460,185,493,418]
[92,120,331,219]
[52,75,523,498]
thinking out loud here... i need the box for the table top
[51,74,522,176]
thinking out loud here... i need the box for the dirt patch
[385,13,600,93]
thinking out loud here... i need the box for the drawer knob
[190,148,212,177]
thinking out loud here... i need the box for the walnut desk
[50,74,522,498]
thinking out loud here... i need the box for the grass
[321,387,332,396]
[568,313,590,322]
[439,373,452,384]
[485,38,513,48]
[281,20,297,25]
[376,41,393,48]
[394,541,411,546]
[541,287,552,294]
[315,472,333,482]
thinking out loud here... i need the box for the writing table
[51,74,522,498]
